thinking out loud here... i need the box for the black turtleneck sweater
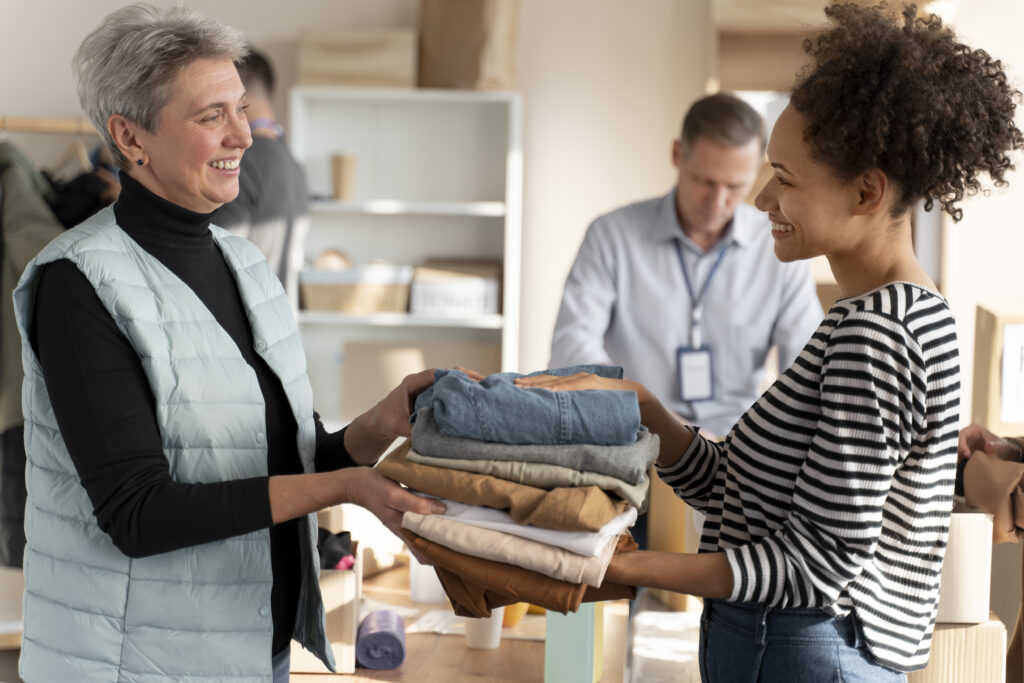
[29,172,356,655]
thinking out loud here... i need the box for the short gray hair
[73,3,248,171]
[680,92,766,157]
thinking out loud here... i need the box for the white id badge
[677,346,714,402]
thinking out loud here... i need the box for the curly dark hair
[790,1,1024,222]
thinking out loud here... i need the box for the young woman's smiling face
[754,104,861,264]
[132,57,252,213]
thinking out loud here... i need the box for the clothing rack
[1,116,98,136]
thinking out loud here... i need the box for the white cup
[464,606,505,649]
[408,555,447,603]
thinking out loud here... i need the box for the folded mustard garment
[377,441,632,532]
[404,449,650,511]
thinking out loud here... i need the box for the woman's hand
[958,422,1019,462]
[344,368,435,464]
[345,467,446,541]
[514,371,644,396]
[454,366,485,381]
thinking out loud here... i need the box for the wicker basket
[299,265,413,314]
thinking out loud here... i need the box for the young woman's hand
[513,371,644,396]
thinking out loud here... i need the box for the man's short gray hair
[73,3,248,171]
[680,92,766,158]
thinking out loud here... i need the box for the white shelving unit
[289,87,522,426]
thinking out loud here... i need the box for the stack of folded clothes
[375,365,659,618]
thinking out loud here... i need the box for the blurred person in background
[216,46,309,307]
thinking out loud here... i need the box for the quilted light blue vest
[12,207,334,681]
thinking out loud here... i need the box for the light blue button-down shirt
[550,190,823,436]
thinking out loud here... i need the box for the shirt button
[255,340,267,352]
[259,605,269,617]
[256,432,266,444]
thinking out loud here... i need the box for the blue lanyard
[673,239,730,348]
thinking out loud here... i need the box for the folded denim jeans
[411,406,657,486]
[412,365,640,446]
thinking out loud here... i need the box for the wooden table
[293,565,628,683]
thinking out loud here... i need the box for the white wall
[0,0,417,164]
[0,0,709,373]
[516,0,713,370]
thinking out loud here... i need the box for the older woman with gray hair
[13,4,444,681]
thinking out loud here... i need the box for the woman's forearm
[604,549,733,599]
[633,385,698,467]
[267,468,355,524]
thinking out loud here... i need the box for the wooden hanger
[0,116,97,136]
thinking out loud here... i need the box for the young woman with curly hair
[518,2,1023,679]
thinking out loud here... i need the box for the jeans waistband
[704,599,860,647]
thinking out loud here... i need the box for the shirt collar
[651,188,758,251]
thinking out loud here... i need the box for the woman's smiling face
[754,104,859,264]
[132,57,252,213]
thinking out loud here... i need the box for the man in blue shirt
[550,93,822,547]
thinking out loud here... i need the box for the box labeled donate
[290,543,362,674]
[409,261,501,317]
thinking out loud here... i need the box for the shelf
[309,199,507,217]
[298,310,504,329]
[292,86,519,105]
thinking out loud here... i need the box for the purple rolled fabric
[356,609,406,670]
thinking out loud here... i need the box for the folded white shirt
[419,495,637,557]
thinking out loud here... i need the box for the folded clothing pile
[376,365,659,618]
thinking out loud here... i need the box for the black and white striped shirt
[658,283,960,672]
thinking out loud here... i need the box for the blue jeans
[412,365,641,446]
[272,646,290,682]
[699,600,907,683]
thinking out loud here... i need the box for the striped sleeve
[725,306,927,606]
[656,426,723,513]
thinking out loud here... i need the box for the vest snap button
[259,605,269,617]
[256,432,266,444]
[255,340,267,352]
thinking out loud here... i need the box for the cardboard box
[647,474,700,612]
[409,260,501,317]
[908,614,1006,683]
[298,29,417,87]
[339,340,501,423]
[290,544,363,675]
[299,264,413,314]
[972,303,1024,435]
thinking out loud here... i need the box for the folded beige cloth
[405,448,650,511]
[403,510,618,587]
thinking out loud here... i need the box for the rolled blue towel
[356,609,406,670]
